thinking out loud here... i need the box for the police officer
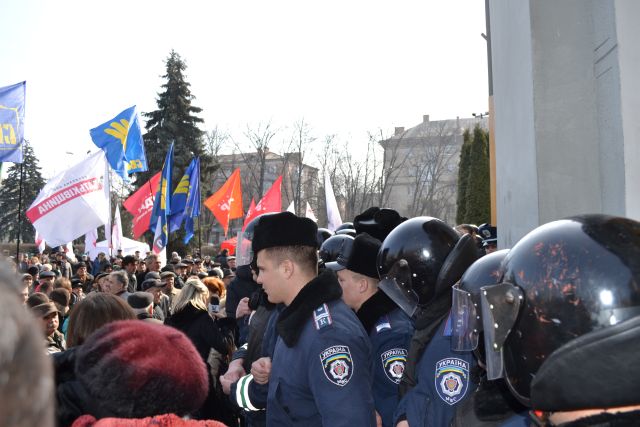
[252,212,376,426]
[449,250,528,427]
[376,217,479,427]
[326,232,414,427]
[477,224,497,255]
[479,214,640,426]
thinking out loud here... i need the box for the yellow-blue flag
[0,81,26,163]
[90,106,147,180]
[151,143,174,254]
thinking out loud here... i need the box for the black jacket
[225,265,260,345]
[164,304,229,361]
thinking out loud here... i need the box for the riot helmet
[319,234,354,264]
[480,214,640,406]
[377,216,479,317]
[335,228,356,238]
[316,228,334,249]
[335,222,354,232]
[235,213,277,267]
[451,249,509,355]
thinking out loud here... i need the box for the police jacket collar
[277,270,342,347]
[356,290,398,333]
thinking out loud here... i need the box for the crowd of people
[0,207,638,427]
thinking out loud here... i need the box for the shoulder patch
[374,315,391,333]
[381,348,407,384]
[434,358,470,405]
[313,303,333,330]
[319,345,353,386]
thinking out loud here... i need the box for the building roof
[382,115,489,145]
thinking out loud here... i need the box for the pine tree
[463,125,491,225]
[0,141,46,242]
[456,129,472,224]
[135,50,213,255]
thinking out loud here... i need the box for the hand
[236,297,251,318]
[396,421,409,427]
[251,357,272,385]
[219,361,245,395]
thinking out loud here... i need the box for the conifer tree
[463,125,491,225]
[0,141,46,242]
[135,50,214,255]
[456,129,472,224]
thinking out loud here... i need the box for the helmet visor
[378,276,418,318]
[451,283,481,351]
[235,230,254,267]
[480,282,524,380]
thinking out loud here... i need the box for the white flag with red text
[26,151,110,247]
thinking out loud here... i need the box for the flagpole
[197,160,202,255]
[105,158,112,258]
[15,161,24,261]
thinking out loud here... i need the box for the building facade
[379,115,488,224]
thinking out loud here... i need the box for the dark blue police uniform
[267,271,376,426]
[394,314,477,427]
[356,291,414,427]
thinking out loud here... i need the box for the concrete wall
[490,0,640,248]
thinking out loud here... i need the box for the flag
[123,172,161,238]
[286,200,295,214]
[35,230,46,254]
[112,204,124,251]
[204,168,243,236]
[243,176,283,227]
[241,198,257,231]
[305,202,317,222]
[324,171,342,231]
[26,151,110,247]
[0,81,26,163]
[84,228,98,254]
[64,242,77,263]
[182,158,201,244]
[151,144,174,254]
[90,105,147,180]
[168,157,200,243]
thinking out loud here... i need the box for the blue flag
[150,144,174,254]
[183,158,201,243]
[0,81,26,163]
[168,157,201,244]
[90,106,148,180]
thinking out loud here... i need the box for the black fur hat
[326,232,381,279]
[353,207,407,242]
[252,212,318,253]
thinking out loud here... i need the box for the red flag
[123,173,161,238]
[242,198,257,231]
[204,168,244,236]
[244,176,283,227]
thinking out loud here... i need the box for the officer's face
[336,269,363,310]
[256,251,285,304]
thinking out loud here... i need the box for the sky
[1,0,488,178]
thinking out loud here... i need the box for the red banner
[123,173,161,238]
[243,176,282,227]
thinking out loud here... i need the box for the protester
[128,291,162,324]
[0,270,55,427]
[30,299,66,354]
[164,278,236,423]
[141,276,170,321]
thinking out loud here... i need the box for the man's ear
[358,275,369,294]
[280,259,294,279]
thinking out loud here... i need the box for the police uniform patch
[374,315,391,333]
[313,303,333,330]
[380,348,407,384]
[434,358,470,405]
[319,345,353,386]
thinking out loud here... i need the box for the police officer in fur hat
[326,233,414,427]
[251,212,376,425]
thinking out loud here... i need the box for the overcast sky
[2,0,488,177]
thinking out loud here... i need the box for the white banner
[84,228,99,254]
[324,171,342,231]
[286,200,295,214]
[305,201,317,222]
[26,151,110,247]
[112,204,124,251]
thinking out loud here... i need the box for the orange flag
[204,168,244,235]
